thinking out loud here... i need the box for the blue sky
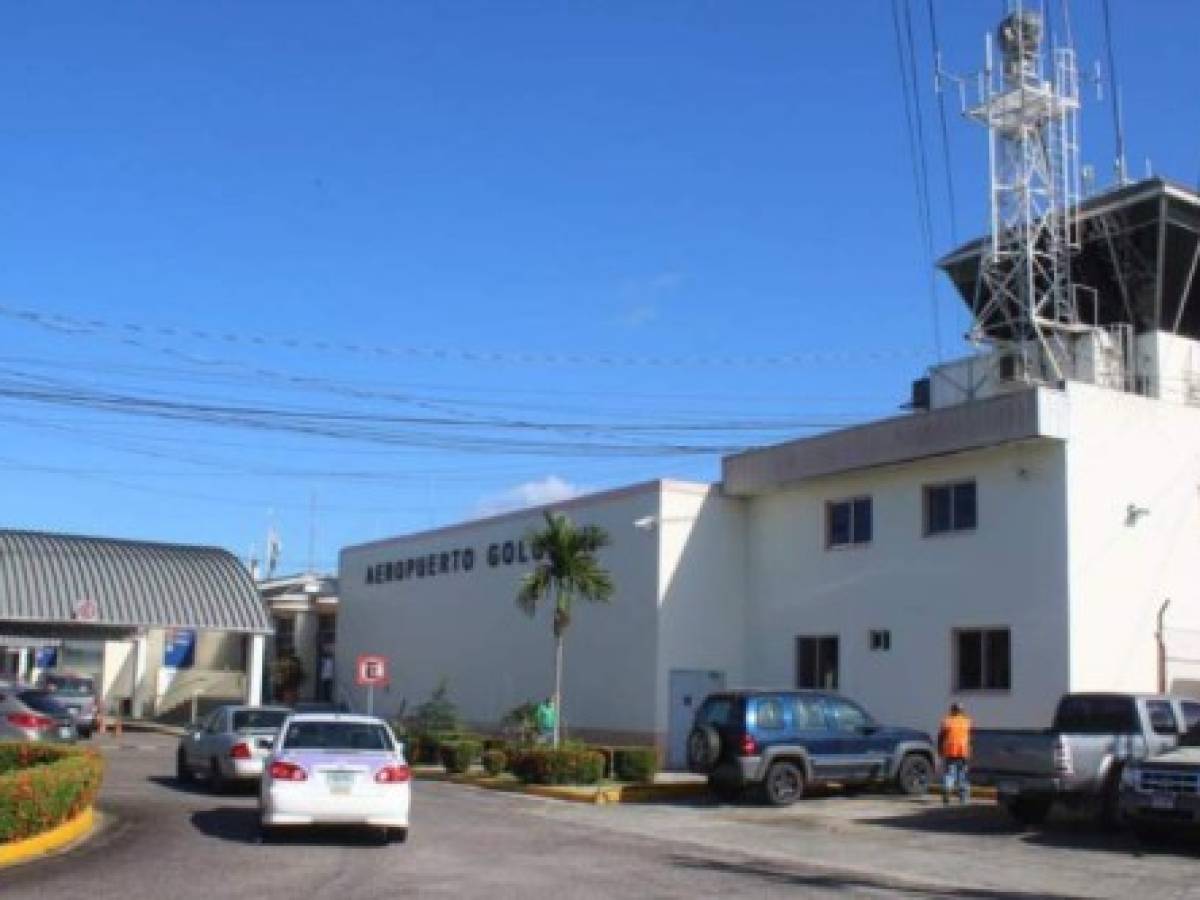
[0,1,1195,571]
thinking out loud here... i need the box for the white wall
[743,440,1072,736]
[1064,382,1200,694]
[655,484,748,741]
[337,483,666,737]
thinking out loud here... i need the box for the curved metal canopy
[0,530,272,638]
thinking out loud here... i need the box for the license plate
[1151,793,1176,811]
[997,781,1019,796]
[58,727,74,740]
[326,772,354,794]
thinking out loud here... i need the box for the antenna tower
[962,2,1083,378]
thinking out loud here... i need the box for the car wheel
[895,754,933,796]
[1004,794,1052,827]
[209,759,228,794]
[391,827,409,844]
[763,761,804,807]
[686,725,721,773]
[77,726,93,740]
[258,823,279,844]
[176,749,193,784]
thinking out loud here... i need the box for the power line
[0,303,932,371]
[927,0,959,243]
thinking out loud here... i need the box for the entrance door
[667,669,725,770]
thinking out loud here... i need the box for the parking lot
[1,731,1198,899]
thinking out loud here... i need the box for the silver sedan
[176,705,292,792]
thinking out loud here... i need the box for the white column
[16,648,28,682]
[130,634,148,719]
[246,633,265,706]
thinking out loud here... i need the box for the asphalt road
[1,732,1198,899]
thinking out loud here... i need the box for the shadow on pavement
[190,807,389,847]
[670,854,1087,899]
[147,775,257,797]
[860,804,1200,859]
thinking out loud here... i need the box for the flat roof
[723,388,1065,496]
[341,478,714,555]
[0,530,273,637]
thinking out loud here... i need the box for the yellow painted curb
[414,769,707,805]
[0,807,95,868]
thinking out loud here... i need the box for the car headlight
[1120,766,1139,788]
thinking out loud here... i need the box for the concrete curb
[0,807,96,869]
[414,769,707,805]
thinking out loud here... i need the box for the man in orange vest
[938,702,972,804]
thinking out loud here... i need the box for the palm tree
[516,511,614,748]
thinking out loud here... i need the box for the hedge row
[509,748,606,785]
[0,743,104,843]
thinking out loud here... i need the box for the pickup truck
[1118,721,1200,832]
[971,693,1200,826]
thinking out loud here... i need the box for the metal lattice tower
[965,4,1082,378]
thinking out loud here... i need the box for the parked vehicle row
[174,704,411,844]
[0,681,83,743]
[970,692,1200,826]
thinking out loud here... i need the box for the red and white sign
[73,597,99,622]
[356,654,389,687]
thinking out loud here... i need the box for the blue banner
[34,646,58,668]
[163,629,196,669]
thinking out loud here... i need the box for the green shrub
[613,747,659,784]
[439,740,482,774]
[0,743,104,842]
[481,749,508,776]
[406,679,462,735]
[509,748,605,785]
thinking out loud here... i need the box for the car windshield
[1053,695,1137,733]
[19,690,70,716]
[43,676,94,695]
[231,709,289,732]
[1181,724,1200,748]
[282,721,393,752]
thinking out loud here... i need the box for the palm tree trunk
[553,630,563,749]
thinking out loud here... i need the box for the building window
[274,616,296,658]
[954,628,1010,691]
[826,497,872,548]
[796,635,839,689]
[869,629,891,651]
[924,480,977,535]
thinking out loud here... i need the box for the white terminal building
[339,174,1200,767]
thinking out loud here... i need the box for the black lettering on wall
[463,548,475,570]
[502,541,515,564]
[487,544,500,566]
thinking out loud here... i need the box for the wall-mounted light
[1126,504,1151,526]
[632,515,697,532]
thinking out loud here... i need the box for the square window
[925,481,977,535]
[954,628,1010,691]
[826,497,872,548]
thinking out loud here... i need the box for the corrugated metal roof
[0,530,272,635]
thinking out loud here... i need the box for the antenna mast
[963,1,1083,379]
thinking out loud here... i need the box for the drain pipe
[1157,598,1172,694]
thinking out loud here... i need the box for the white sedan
[259,713,411,843]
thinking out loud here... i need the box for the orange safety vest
[939,712,972,759]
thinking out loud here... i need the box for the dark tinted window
[826,497,872,548]
[926,481,977,535]
[697,697,739,728]
[790,697,825,729]
[1146,701,1178,736]
[1053,696,1137,733]
[43,676,94,694]
[796,636,839,689]
[18,690,68,716]
[232,709,290,732]
[827,699,871,732]
[955,628,1010,691]
[282,721,393,751]
[1182,702,1200,731]
[755,698,785,730]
